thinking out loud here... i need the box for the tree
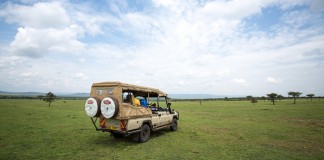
[251,97,257,105]
[43,92,57,107]
[288,91,302,104]
[267,93,278,105]
[306,94,315,102]
[37,95,44,101]
[277,95,284,102]
[261,96,266,102]
[246,95,253,101]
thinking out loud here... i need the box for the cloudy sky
[0,0,323,97]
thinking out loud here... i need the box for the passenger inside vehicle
[133,95,140,106]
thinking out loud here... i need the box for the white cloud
[232,78,248,86]
[72,73,88,80]
[0,0,323,96]
[0,2,70,28]
[198,0,265,20]
[0,2,87,58]
[153,0,176,7]
[267,77,282,84]
[8,26,85,58]
[309,0,324,12]
[78,58,85,63]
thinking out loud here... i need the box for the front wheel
[170,118,177,131]
[139,124,150,143]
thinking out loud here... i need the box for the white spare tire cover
[100,97,119,119]
[85,97,101,117]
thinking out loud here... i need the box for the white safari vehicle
[84,82,179,142]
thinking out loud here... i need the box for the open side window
[158,96,167,109]
[122,92,133,104]
[122,90,149,108]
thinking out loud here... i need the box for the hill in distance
[0,91,45,96]
[0,91,89,97]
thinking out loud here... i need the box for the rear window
[94,87,114,96]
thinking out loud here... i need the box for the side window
[158,96,167,108]
[122,92,132,103]
[122,91,148,107]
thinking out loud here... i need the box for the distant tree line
[0,91,321,106]
[0,95,87,100]
[172,93,322,103]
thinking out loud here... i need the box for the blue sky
[0,0,324,97]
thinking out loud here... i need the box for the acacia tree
[261,96,266,102]
[267,93,278,105]
[277,95,284,102]
[43,92,57,107]
[37,95,44,101]
[306,94,315,102]
[251,97,257,105]
[246,95,253,101]
[288,91,302,104]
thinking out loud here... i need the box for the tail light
[120,120,127,131]
[100,118,106,128]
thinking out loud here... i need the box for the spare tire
[100,97,119,119]
[85,97,101,117]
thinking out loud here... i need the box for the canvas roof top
[92,81,167,97]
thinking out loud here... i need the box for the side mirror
[167,102,171,107]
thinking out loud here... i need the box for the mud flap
[132,133,139,142]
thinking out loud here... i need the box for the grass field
[0,99,324,159]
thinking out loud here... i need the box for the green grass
[0,99,324,159]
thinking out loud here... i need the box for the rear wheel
[170,118,177,131]
[139,124,150,143]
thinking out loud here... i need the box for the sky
[0,0,324,97]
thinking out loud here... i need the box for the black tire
[112,133,124,139]
[139,124,150,143]
[170,118,178,131]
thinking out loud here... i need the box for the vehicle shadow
[91,128,171,146]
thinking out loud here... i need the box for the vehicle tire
[85,97,101,117]
[170,118,178,131]
[101,97,119,119]
[139,124,150,143]
[112,133,124,139]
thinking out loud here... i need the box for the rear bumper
[91,117,141,136]
[96,128,142,136]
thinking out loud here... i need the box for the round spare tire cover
[85,97,101,117]
[101,97,119,119]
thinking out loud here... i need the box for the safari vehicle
[84,81,179,142]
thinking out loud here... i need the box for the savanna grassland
[0,99,323,159]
